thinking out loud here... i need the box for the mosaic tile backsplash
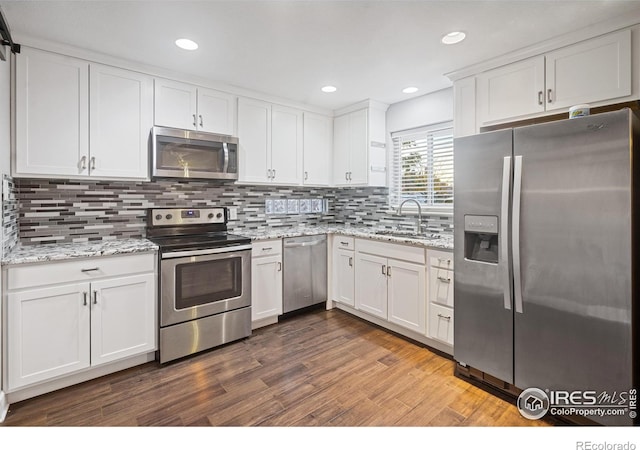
[12,179,453,245]
[3,175,19,255]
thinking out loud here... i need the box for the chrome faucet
[398,199,423,235]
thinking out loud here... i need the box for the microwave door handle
[223,142,229,173]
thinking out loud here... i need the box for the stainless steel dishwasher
[283,235,327,313]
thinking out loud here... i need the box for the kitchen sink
[373,230,442,240]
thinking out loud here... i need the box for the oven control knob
[216,212,223,219]
[208,213,214,219]
[166,214,173,220]
[155,214,162,221]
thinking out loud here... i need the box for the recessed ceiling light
[441,31,466,45]
[402,87,419,94]
[321,85,337,93]
[175,38,199,51]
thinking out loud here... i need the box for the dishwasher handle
[284,239,325,248]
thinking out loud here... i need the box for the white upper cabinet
[332,102,388,187]
[154,78,236,136]
[15,47,152,180]
[453,76,477,138]
[477,56,545,124]
[89,64,153,179]
[475,29,632,126]
[16,48,89,177]
[237,97,302,185]
[302,112,332,186]
[545,29,631,111]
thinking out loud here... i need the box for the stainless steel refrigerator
[454,108,637,426]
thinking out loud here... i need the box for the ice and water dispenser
[464,215,499,264]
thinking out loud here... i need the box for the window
[390,122,454,210]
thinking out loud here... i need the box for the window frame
[389,121,454,214]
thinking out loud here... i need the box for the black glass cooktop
[148,232,251,252]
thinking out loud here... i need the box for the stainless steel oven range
[146,207,252,363]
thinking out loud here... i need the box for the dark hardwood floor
[1,309,549,426]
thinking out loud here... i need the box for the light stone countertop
[235,225,454,251]
[2,238,159,266]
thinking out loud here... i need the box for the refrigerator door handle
[512,155,524,313]
[501,156,512,310]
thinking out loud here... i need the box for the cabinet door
[197,87,236,135]
[271,105,303,185]
[429,267,454,308]
[89,64,153,179]
[15,48,89,177]
[333,248,355,306]
[238,97,271,183]
[90,273,156,366]
[477,56,545,124]
[428,303,454,346]
[332,113,350,186]
[154,78,197,130]
[545,29,631,111]
[348,109,369,185]
[7,283,90,389]
[387,259,426,334]
[354,253,388,319]
[454,77,477,138]
[303,112,332,186]
[251,254,283,322]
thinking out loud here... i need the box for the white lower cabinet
[331,237,355,307]
[354,239,427,335]
[251,239,283,327]
[426,249,454,346]
[5,253,156,391]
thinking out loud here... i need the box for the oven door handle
[162,244,252,259]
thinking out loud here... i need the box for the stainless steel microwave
[151,126,239,180]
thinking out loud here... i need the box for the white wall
[386,87,453,134]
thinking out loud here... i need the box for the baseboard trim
[0,391,8,423]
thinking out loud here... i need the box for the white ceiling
[2,0,640,111]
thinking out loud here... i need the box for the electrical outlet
[229,207,238,220]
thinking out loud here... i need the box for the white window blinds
[390,123,454,209]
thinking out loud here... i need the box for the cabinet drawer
[428,303,454,346]
[7,253,155,291]
[334,236,354,250]
[428,249,454,270]
[429,267,454,308]
[356,238,425,264]
[252,239,282,257]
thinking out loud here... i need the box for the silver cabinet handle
[83,292,88,306]
[79,156,87,171]
[387,266,391,277]
[81,267,99,273]
[437,313,451,321]
[348,257,353,267]
[304,171,308,181]
[345,172,349,181]
[437,275,451,283]
[192,114,197,127]
[512,155,524,314]
[90,156,96,172]
[93,290,98,305]
[537,91,543,106]
[501,156,512,311]
[547,89,553,104]
[437,257,451,265]
[340,241,349,245]
[272,169,276,179]
[277,262,282,272]
[267,169,272,179]
[199,114,203,128]
[262,247,272,251]
[381,264,386,275]
[348,172,352,181]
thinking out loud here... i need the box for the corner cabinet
[4,253,157,392]
[15,47,153,179]
[475,29,632,126]
[154,78,236,136]
[251,239,283,328]
[332,101,388,187]
[237,98,303,185]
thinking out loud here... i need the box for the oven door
[160,246,251,327]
